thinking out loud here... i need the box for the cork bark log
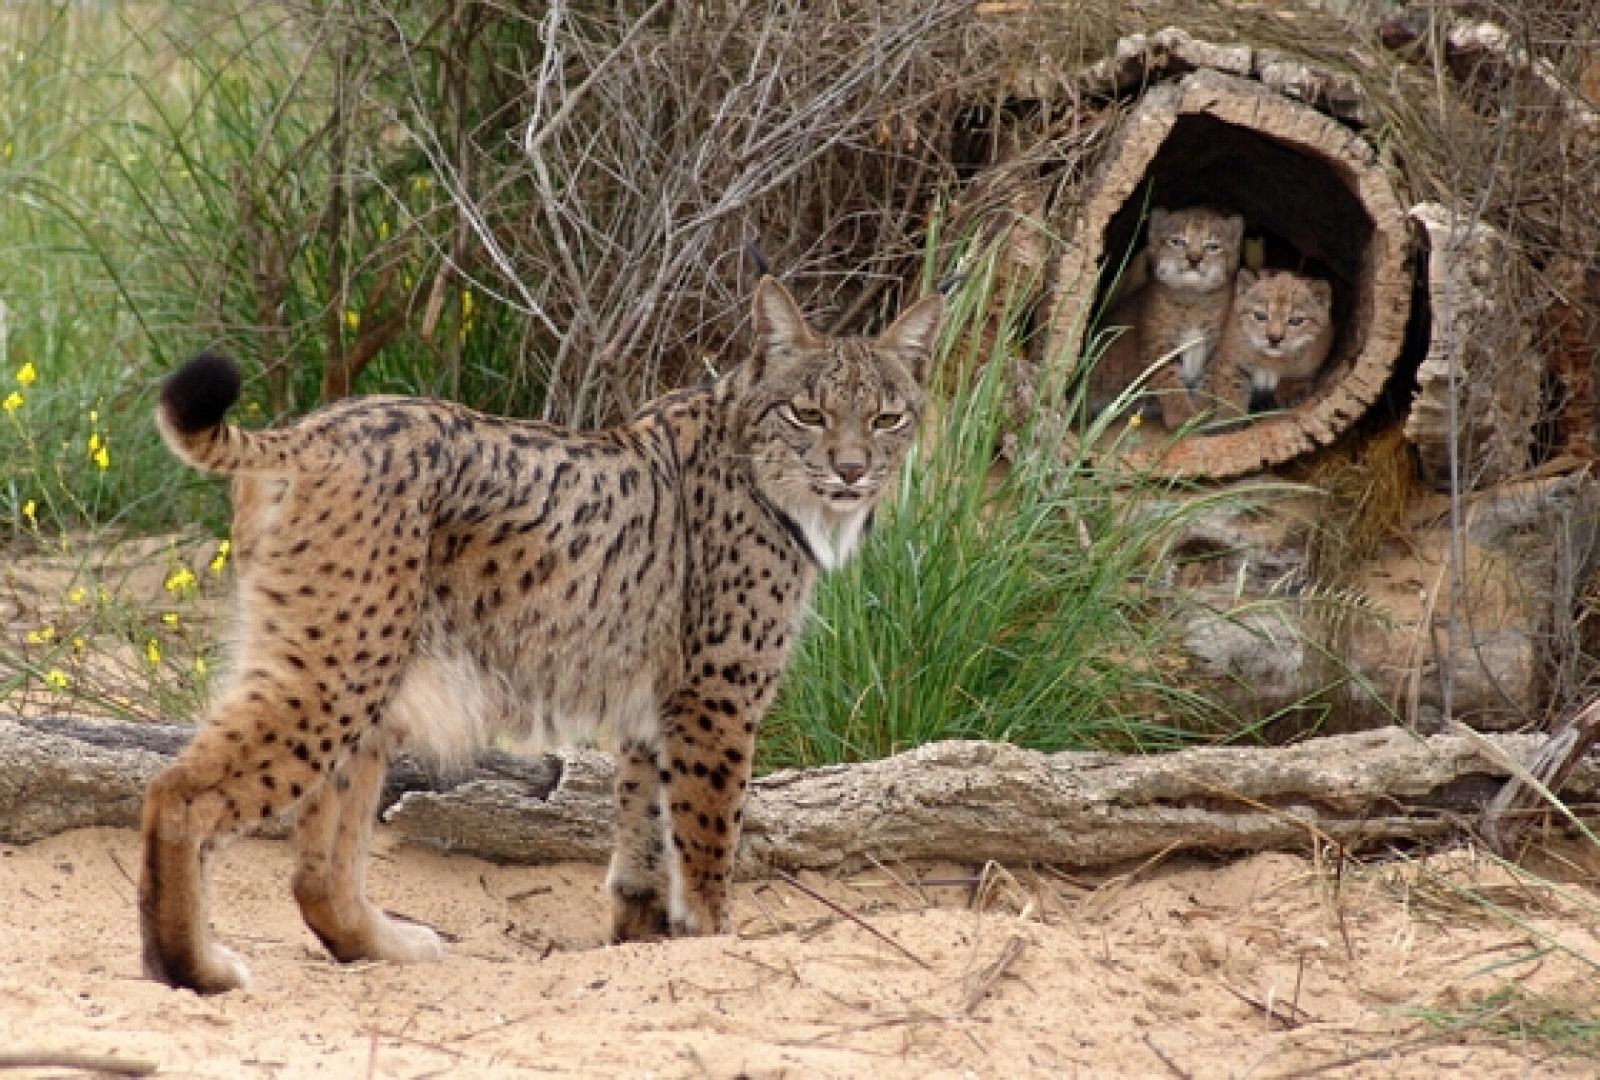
[1042,65,1413,479]
[4,715,1596,873]
[1403,203,1543,490]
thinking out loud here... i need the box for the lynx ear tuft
[1235,267,1260,293]
[876,293,944,385]
[752,276,818,354]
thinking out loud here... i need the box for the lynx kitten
[139,277,942,994]
[1088,206,1245,429]
[1202,268,1333,421]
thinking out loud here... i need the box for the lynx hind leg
[607,737,670,943]
[292,730,442,965]
[140,689,336,993]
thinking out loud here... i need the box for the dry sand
[2,826,1596,1078]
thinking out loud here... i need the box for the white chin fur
[1158,265,1225,291]
[1251,367,1282,393]
[791,504,872,572]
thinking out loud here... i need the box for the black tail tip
[161,352,243,435]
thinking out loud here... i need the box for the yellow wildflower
[88,432,102,453]
[164,567,197,597]
[1127,412,1143,429]
[345,309,360,332]
[21,499,36,526]
[93,445,110,470]
[145,639,161,667]
[69,586,86,604]
[89,409,99,426]
[26,626,56,645]
[3,391,22,412]
[162,612,180,627]
[44,669,69,691]
[194,656,208,676]
[72,636,85,653]
[210,539,231,574]
[15,361,36,387]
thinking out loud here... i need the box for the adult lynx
[139,277,943,993]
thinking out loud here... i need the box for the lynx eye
[1167,236,1185,247]
[1288,315,1306,327]
[871,412,907,433]
[1251,310,1269,322]
[783,404,826,428]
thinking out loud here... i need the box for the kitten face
[1233,269,1334,359]
[1147,207,1246,292]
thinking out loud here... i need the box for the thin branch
[0,1051,157,1076]
[774,869,932,969]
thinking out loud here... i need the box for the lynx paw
[370,916,445,964]
[610,886,669,943]
[145,941,252,995]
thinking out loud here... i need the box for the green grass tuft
[760,242,1248,770]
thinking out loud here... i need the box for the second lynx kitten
[1089,206,1245,429]
[1202,268,1334,421]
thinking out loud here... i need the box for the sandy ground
[1,827,1596,1078]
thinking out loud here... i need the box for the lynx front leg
[1152,338,1206,430]
[658,692,758,937]
[607,737,670,942]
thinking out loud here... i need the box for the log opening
[1045,68,1414,479]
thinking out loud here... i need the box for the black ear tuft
[160,352,243,435]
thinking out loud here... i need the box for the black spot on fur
[160,352,243,435]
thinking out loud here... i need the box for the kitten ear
[876,293,944,385]
[1235,267,1259,293]
[752,276,818,354]
[1223,212,1246,246]
[1148,207,1171,235]
[1308,278,1334,309]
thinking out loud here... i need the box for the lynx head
[1233,269,1334,358]
[738,276,942,569]
[1148,207,1245,292]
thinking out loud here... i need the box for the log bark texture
[3,715,1596,873]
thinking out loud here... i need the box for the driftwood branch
[4,715,1596,872]
[1482,699,1600,856]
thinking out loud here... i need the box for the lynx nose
[833,458,867,486]
[1186,250,1205,268]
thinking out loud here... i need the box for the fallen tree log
[4,714,1596,872]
